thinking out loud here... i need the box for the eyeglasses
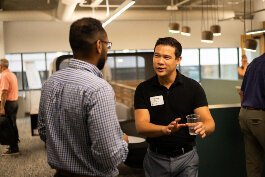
[100,40,112,49]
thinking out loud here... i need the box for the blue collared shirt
[241,53,265,109]
[38,59,128,177]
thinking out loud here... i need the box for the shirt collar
[152,69,184,87]
[2,68,10,74]
[68,58,103,78]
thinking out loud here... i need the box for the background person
[239,53,265,177]
[0,58,19,156]
[134,37,215,177]
[238,54,249,79]
[38,17,128,177]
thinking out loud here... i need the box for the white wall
[4,21,71,53]
[4,19,246,54]
[105,20,245,50]
[0,22,5,57]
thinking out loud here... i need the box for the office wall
[4,20,246,53]
[0,22,4,57]
[4,21,71,53]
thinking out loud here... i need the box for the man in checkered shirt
[38,17,128,177]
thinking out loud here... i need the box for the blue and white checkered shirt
[38,59,128,177]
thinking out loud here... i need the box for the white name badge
[150,95,164,106]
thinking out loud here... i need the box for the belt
[149,144,194,157]
[242,106,265,111]
[55,170,98,177]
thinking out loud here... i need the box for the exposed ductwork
[56,0,81,21]
[79,0,104,7]
[0,9,236,22]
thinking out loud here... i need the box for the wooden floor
[0,117,145,177]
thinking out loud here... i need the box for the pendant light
[201,0,213,43]
[210,0,221,36]
[181,7,191,36]
[168,0,180,34]
[243,0,257,52]
[169,22,180,33]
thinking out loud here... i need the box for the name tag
[150,95,164,106]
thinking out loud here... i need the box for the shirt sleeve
[87,84,128,169]
[192,81,208,109]
[241,63,250,92]
[134,83,148,109]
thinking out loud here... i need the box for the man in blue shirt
[38,17,128,177]
[239,53,265,177]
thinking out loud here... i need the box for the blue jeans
[143,146,199,177]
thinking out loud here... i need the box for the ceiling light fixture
[243,0,257,52]
[168,0,180,34]
[246,29,265,35]
[102,0,135,28]
[169,22,180,33]
[201,0,213,43]
[210,0,221,36]
[201,31,214,43]
[210,25,221,36]
[181,8,191,36]
[244,38,257,52]
[181,26,191,36]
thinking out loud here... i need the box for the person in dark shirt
[134,37,215,177]
[239,53,265,177]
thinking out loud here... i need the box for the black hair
[69,17,106,55]
[154,37,182,58]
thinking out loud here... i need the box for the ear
[176,56,182,65]
[96,40,102,54]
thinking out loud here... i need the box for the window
[180,49,200,81]
[106,57,115,80]
[200,48,219,79]
[115,56,137,80]
[5,48,242,90]
[5,54,27,90]
[46,52,70,77]
[220,48,238,80]
[23,53,45,89]
[107,53,146,81]
[137,56,145,80]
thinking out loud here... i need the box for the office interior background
[0,0,265,177]
[0,0,265,91]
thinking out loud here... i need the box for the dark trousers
[239,108,265,177]
[4,100,19,149]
